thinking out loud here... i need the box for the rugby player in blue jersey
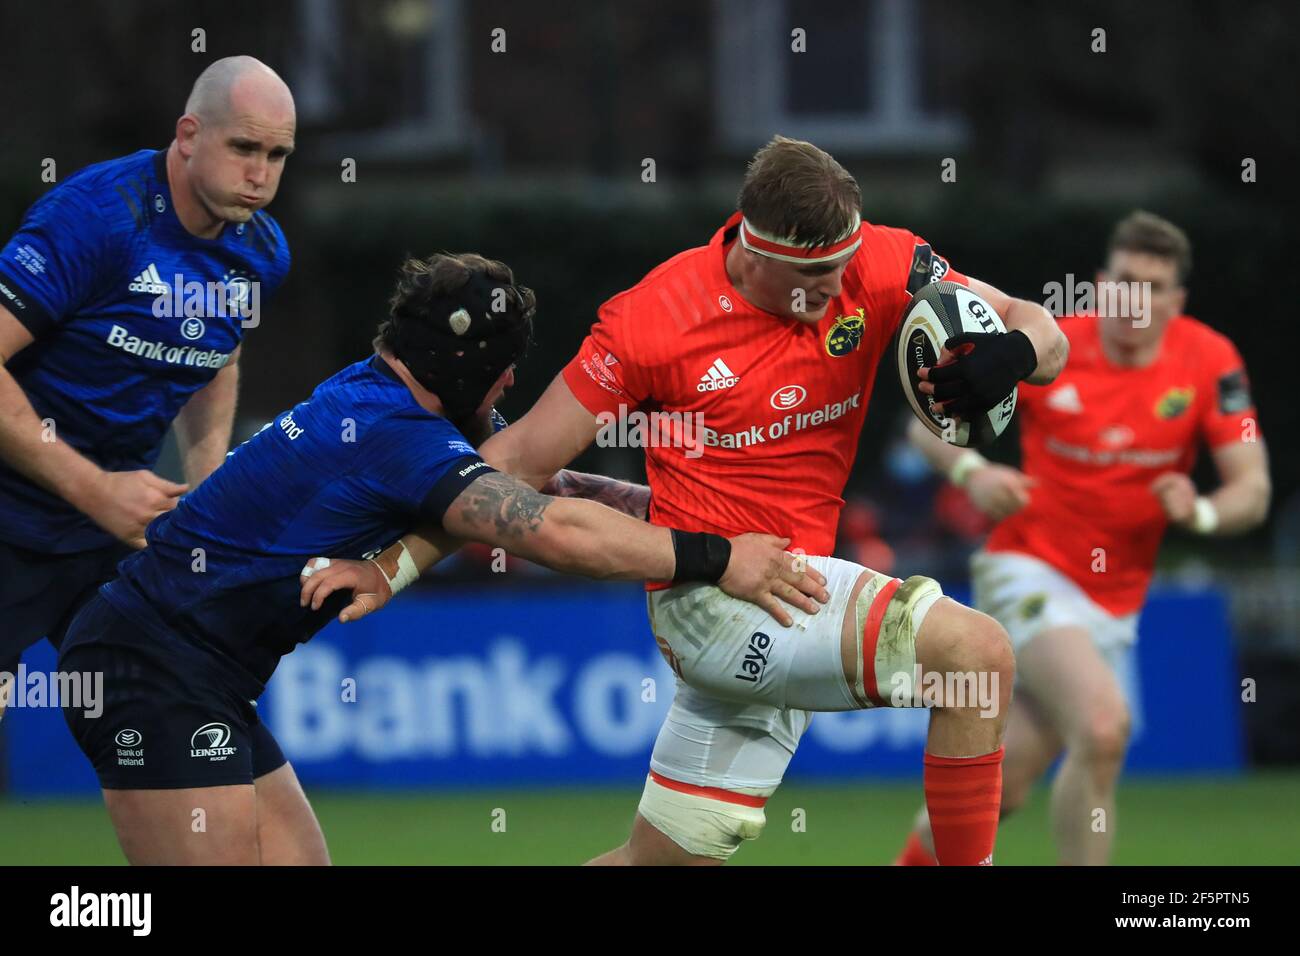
[0,55,295,721]
[57,252,827,865]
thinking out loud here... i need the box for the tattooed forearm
[456,472,552,540]
[542,469,650,520]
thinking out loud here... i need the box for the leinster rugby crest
[825,307,865,357]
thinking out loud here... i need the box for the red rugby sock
[923,746,1003,865]
[894,830,938,866]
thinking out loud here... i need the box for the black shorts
[59,595,287,790]
[0,537,131,674]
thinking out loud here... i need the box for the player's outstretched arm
[1151,439,1271,535]
[0,305,186,547]
[174,345,241,487]
[422,372,647,561]
[478,373,604,489]
[381,470,647,584]
[907,415,968,475]
[302,472,829,626]
[298,469,650,623]
[540,469,650,519]
[905,417,1035,521]
[443,472,827,625]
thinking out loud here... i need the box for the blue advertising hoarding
[4,585,1245,796]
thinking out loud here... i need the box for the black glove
[925,330,1037,417]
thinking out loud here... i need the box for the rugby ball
[896,280,1017,447]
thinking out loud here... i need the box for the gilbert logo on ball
[896,280,1017,447]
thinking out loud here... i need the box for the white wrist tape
[370,540,421,595]
[1192,497,1219,535]
[949,450,989,488]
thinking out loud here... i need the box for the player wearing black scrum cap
[57,252,825,865]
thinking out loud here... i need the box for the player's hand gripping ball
[896,280,1025,447]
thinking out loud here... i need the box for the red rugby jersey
[562,211,965,566]
[986,314,1259,615]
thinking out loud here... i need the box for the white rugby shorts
[970,548,1142,718]
[638,556,944,859]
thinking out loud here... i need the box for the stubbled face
[179,92,295,225]
[1096,249,1185,353]
[741,247,858,324]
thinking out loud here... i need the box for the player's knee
[1077,707,1131,766]
[936,606,1015,686]
[970,615,1014,683]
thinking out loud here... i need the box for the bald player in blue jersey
[57,252,827,865]
[0,57,295,719]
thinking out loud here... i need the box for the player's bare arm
[0,304,186,547]
[905,417,1035,521]
[541,468,650,519]
[478,373,603,489]
[403,377,647,562]
[299,365,650,623]
[380,468,646,575]
[299,469,647,624]
[403,468,647,569]
[174,344,241,486]
[966,277,1068,385]
[1151,439,1271,534]
[302,470,827,626]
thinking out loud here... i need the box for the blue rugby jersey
[92,356,495,693]
[0,148,290,553]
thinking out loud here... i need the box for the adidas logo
[697,357,740,392]
[128,263,169,295]
[1046,382,1083,413]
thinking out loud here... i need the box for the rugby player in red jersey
[304,136,1068,865]
[896,211,1271,865]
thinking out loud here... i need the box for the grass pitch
[2,772,1296,865]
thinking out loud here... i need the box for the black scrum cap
[389,268,533,421]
